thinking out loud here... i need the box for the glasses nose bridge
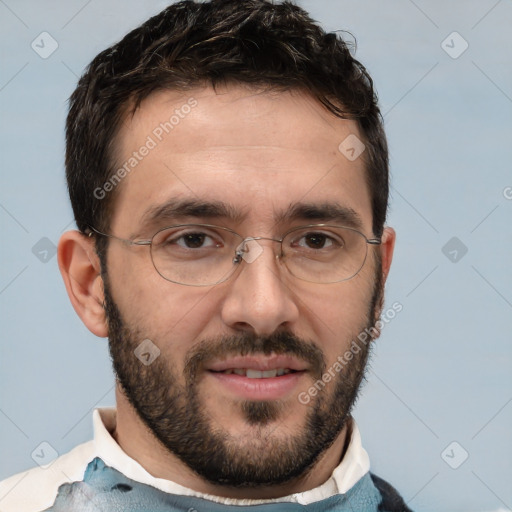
[233,235,284,265]
[240,235,284,255]
[242,235,283,244]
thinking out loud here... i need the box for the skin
[58,83,395,499]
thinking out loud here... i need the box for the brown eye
[292,232,341,251]
[159,230,221,250]
[180,233,208,248]
[302,233,332,249]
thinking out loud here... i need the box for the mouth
[206,354,308,373]
[205,354,308,400]
[210,368,299,378]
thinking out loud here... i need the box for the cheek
[106,247,220,346]
[298,273,376,361]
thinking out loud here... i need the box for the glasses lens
[150,225,242,286]
[282,226,368,283]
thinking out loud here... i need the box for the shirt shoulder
[0,440,96,512]
[370,473,412,512]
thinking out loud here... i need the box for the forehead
[109,84,372,235]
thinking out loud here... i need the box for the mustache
[183,331,326,383]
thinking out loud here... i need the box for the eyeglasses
[86,223,381,286]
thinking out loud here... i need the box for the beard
[102,262,383,489]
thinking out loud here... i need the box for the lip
[206,370,306,400]
[206,354,308,373]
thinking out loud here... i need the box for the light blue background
[0,1,511,511]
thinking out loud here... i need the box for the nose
[220,239,300,335]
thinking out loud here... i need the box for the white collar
[93,407,370,506]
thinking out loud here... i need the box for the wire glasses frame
[86,223,381,286]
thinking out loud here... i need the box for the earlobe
[57,230,109,338]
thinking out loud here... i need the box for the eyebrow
[276,202,364,230]
[134,198,248,237]
[135,198,364,236]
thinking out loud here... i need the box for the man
[0,0,410,510]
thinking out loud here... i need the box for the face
[102,84,385,488]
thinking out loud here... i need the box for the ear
[372,226,396,325]
[379,226,396,285]
[57,230,108,338]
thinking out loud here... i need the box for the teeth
[221,368,293,378]
[247,369,277,378]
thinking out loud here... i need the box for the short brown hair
[66,0,388,255]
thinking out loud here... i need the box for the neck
[112,384,350,500]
